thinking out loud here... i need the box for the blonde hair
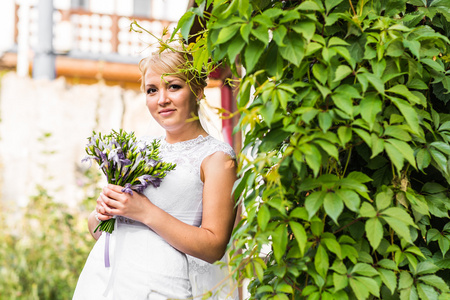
[139,47,207,98]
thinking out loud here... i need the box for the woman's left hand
[99,184,152,222]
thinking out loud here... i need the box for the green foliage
[174,0,450,298]
[0,186,95,299]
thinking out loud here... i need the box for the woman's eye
[146,88,157,94]
[169,84,181,91]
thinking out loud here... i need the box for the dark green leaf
[244,40,265,73]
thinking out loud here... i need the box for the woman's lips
[159,109,175,116]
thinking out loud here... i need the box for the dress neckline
[160,135,211,151]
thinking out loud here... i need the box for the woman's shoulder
[203,136,236,160]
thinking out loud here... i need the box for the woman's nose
[158,90,170,105]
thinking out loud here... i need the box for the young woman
[73,46,238,299]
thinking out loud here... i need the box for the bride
[73,45,238,299]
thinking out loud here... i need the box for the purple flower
[108,148,132,167]
[81,155,98,168]
[137,174,162,188]
[121,183,134,195]
[146,159,158,167]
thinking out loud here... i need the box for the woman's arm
[87,210,102,240]
[98,151,237,263]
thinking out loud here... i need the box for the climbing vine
[172,0,450,298]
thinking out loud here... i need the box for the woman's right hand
[87,194,114,240]
[96,194,113,221]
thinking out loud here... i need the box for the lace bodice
[140,135,235,227]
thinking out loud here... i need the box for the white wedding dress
[73,135,239,300]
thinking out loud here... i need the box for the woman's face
[144,68,199,133]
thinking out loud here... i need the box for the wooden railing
[14,4,177,59]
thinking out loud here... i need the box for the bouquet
[82,129,176,234]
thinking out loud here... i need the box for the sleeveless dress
[73,135,238,300]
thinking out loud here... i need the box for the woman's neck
[164,122,208,144]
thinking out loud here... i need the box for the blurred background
[0,0,240,298]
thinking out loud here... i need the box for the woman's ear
[196,89,204,102]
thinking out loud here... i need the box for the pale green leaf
[417,283,439,300]
[366,217,384,250]
[378,268,397,295]
[371,134,385,158]
[403,39,421,59]
[331,93,353,116]
[289,221,307,256]
[257,204,271,231]
[416,261,440,275]
[378,259,398,270]
[422,58,445,72]
[334,65,353,81]
[430,148,448,174]
[216,23,241,44]
[399,271,414,289]
[338,126,352,146]
[304,144,322,177]
[312,63,328,85]
[322,237,342,259]
[389,96,420,134]
[325,0,344,13]
[384,126,411,141]
[386,139,417,169]
[291,21,316,42]
[349,277,370,300]
[419,275,450,292]
[416,148,431,172]
[276,283,294,294]
[360,202,377,218]
[430,141,450,155]
[385,142,405,172]
[279,32,305,67]
[333,273,348,291]
[358,72,385,94]
[272,224,288,263]
[336,189,360,212]
[383,216,413,244]
[305,191,326,219]
[324,192,344,224]
[240,22,251,43]
[318,111,332,133]
[251,24,269,44]
[297,1,323,11]
[314,140,339,159]
[353,128,372,147]
[352,263,379,277]
[356,276,380,298]
[387,85,425,105]
[272,26,287,47]
[315,244,329,278]
[382,207,416,226]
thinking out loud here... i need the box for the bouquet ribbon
[104,233,111,268]
[102,219,122,297]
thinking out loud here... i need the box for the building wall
[0,72,222,207]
